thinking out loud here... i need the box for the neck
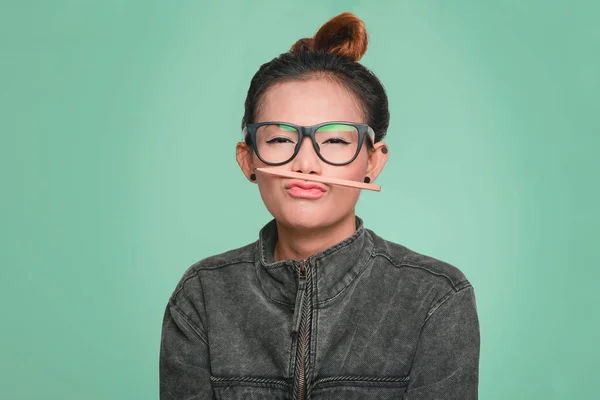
[273,212,357,262]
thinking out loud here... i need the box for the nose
[290,136,322,175]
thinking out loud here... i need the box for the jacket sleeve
[160,298,214,400]
[405,285,480,400]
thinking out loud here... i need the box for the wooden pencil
[256,167,381,192]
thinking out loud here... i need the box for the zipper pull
[291,260,308,335]
[298,259,307,280]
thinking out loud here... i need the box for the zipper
[291,260,307,335]
[292,259,310,400]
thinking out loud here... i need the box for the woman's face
[239,78,386,231]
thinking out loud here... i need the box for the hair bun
[290,12,368,62]
[290,37,314,53]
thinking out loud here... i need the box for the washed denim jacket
[160,216,480,399]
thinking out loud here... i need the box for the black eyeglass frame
[242,121,375,166]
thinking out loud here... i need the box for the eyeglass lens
[256,123,361,164]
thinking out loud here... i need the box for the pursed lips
[285,180,328,199]
[285,181,327,192]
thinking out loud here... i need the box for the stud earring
[250,173,256,181]
[364,177,371,183]
[381,147,388,154]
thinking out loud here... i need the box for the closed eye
[266,136,296,144]
[323,137,351,144]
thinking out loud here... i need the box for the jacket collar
[255,216,374,306]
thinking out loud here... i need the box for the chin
[269,207,334,231]
[260,189,357,231]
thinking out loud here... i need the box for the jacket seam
[372,251,463,291]
[210,376,290,390]
[168,301,209,346]
[309,226,366,262]
[425,284,472,322]
[312,375,410,390]
[312,284,319,382]
[406,285,473,375]
[264,263,294,270]
[313,375,410,384]
[253,261,296,307]
[197,266,210,346]
[315,247,373,305]
[172,259,254,299]
[253,241,296,307]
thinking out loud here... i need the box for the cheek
[336,149,370,180]
[252,152,268,168]
[256,180,281,217]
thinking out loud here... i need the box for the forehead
[256,78,365,125]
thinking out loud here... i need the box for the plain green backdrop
[1,0,598,399]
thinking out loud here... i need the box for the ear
[236,142,256,182]
[365,142,389,182]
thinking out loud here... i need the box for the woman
[160,12,479,400]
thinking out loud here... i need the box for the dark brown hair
[242,12,389,145]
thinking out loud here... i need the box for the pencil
[256,167,381,192]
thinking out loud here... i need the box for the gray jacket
[160,216,480,399]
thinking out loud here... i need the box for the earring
[250,173,256,181]
[381,147,388,154]
[364,177,371,183]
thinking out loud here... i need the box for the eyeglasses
[242,121,375,166]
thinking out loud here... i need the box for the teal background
[1,1,598,399]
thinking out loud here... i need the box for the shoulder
[170,241,257,301]
[183,241,256,277]
[366,228,471,292]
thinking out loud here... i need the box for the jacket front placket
[291,258,314,400]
